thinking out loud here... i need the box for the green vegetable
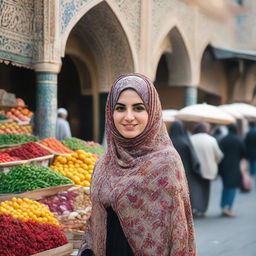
[0,114,7,120]
[62,137,104,155]
[0,164,73,194]
[0,134,39,146]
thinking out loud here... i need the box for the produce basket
[31,243,73,256]
[29,154,54,167]
[0,159,28,173]
[0,154,54,173]
[0,143,23,150]
[0,184,74,202]
[38,142,72,156]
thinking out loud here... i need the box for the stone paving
[194,177,256,256]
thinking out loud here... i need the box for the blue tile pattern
[60,0,93,34]
[35,72,58,139]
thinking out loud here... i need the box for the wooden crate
[0,184,74,202]
[32,243,73,256]
[65,231,84,249]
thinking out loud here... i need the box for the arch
[60,0,138,72]
[153,25,192,85]
[199,44,228,104]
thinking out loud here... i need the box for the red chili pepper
[6,142,51,160]
[0,214,68,256]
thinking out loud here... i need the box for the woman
[169,121,202,217]
[78,73,196,256]
[219,124,246,217]
[190,123,223,217]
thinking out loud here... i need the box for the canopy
[175,103,236,125]
[162,109,178,122]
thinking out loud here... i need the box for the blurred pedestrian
[244,121,256,176]
[190,122,223,217]
[56,108,72,140]
[219,124,246,217]
[169,120,202,216]
[78,73,196,256]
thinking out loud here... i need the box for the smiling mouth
[123,124,137,129]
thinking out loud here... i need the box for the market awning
[212,46,256,61]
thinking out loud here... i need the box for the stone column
[185,86,198,106]
[34,63,61,139]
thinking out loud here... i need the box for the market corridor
[194,177,256,256]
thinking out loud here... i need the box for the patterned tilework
[35,72,58,139]
[0,0,35,67]
[60,0,93,34]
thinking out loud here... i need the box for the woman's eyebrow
[115,102,144,106]
[133,103,145,106]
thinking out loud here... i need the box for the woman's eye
[134,106,146,111]
[115,106,125,111]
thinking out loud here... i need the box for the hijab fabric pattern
[79,73,196,256]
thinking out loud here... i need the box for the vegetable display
[6,142,51,159]
[0,164,73,194]
[0,134,38,146]
[38,190,77,215]
[62,137,104,155]
[51,150,96,187]
[40,137,74,154]
[38,186,92,233]
[0,197,60,226]
[0,153,20,163]
[0,214,68,256]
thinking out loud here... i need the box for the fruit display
[62,137,104,156]
[0,153,20,163]
[5,142,51,160]
[51,150,96,187]
[5,107,32,123]
[0,164,73,194]
[0,197,60,226]
[0,121,32,134]
[0,134,38,146]
[0,214,68,256]
[40,137,74,154]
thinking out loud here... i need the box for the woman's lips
[123,124,137,130]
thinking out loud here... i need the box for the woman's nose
[124,110,135,121]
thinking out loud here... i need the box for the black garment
[219,133,245,188]
[169,121,205,212]
[169,121,200,177]
[106,207,134,256]
[244,128,256,160]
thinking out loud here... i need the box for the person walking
[169,120,202,217]
[190,122,223,217]
[56,108,72,140]
[219,124,246,217]
[244,121,256,176]
[78,73,196,256]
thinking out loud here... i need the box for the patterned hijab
[105,73,171,169]
[79,73,196,256]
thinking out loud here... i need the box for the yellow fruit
[85,174,91,182]
[82,180,90,187]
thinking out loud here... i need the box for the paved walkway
[194,177,256,256]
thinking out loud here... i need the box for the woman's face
[113,89,149,138]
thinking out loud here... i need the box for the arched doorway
[199,46,226,105]
[60,1,135,143]
[154,27,191,109]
